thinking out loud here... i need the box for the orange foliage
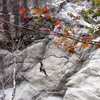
[66,32,70,36]
[43,7,49,13]
[19,7,27,15]
[54,41,61,48]
[61,37,67,42]
[39,5,49,13]
[18,4,100,53]
[96,45,100,48]
[66,45,75,53]
[82,43,89,49]
[34,9,41,16]
[84,36,91,41]
[46,15,54,22]
[55,19,60,26]
[64,28,70,36]
[22,15,29,22]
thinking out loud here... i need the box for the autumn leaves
[18,3,100,54]
[53,19,100,53]
[19,5,49,16]
[19,7,27,15]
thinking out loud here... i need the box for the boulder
[63,49,100,100]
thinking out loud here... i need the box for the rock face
[0,39,50,99]
[0,1,100,100]
[0,37,68,100]
[63,49,100,100]
[0,35,100,100]
[58,3,92,27]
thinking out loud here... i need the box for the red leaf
[43,7,49,13]
[39,5,49,13]
[55,19,60,26]
[46,15,54,22]
[96,45,100,49]
[57,25,62,29]
[61,37,67,42]
[84,36,91,41]
[82,43,89,49]
[64,28,70,36]
[22,15,29,22]
[66,46,74,53]
[54,41,61,48]
[19,7,27,15]
[66,32,70,36]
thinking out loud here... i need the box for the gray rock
[2,37,69,100]
[0,1,100,99]
[63,49,100,100]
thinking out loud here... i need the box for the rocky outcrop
[0,34,99,100]
[63,48,100,100]
[58,3,92,28]
[0,37,68,100]
[0,1,100,100]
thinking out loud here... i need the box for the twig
[10,68,16,100]
[10,57,17,100]
[53,33,100,46]
[0,17,100,46]
[0,80,5,100]
[0,19,35,31]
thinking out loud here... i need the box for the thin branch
[0,19,36,31]
[0,80,5,100]
[10,68,16,100]
[0,13,20,16]
[54,33,100,46]
[0,17,100,46]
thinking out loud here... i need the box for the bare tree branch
[0,80,5,100]
[10,58,17,100]
[54,33,100,46]
[10,68,16,100]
